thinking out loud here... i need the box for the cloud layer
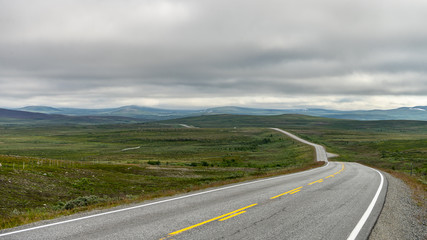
[1,0,426,109]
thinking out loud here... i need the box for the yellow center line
[161,163,347,240]
[218,211,246,221]
[270,186,303,199]
[167,203,258,237]
[308,179,323,185]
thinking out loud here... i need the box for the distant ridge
[19,106,63,114]
[0,108,140,124]
[5,105,427,122]
[0,108,54,120]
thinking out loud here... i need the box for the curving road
[0,128,387,240]
[270,128,329,162]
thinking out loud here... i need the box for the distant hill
[163,114,427,131]
[318,106,427,120]
[201,106,427,121]
[0,108,55,120]
[19,106,63,114]
[17,105,200,120]
[9,105,427,121]
[0,108,141,125]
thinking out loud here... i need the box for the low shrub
[63,195,103,210]
[147,160,160,165]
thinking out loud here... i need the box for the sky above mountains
[1,0,426,110]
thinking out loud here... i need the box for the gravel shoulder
[369,172,426,240]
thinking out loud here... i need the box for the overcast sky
[1,0,426,110]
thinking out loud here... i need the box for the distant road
[0,128,386,240]
[270,128,329,162]
[179,124,197,128]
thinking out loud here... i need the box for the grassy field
[0,124,315,229]
[1,114,425,229]
[169,115,427,184]
[0,125,313,168]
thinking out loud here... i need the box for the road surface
[0,128,386,240]
[270,128,329,162]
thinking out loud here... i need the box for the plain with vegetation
[0,114,426,229]
[0,123,315,229]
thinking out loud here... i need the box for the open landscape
[1,114,425,232]
[168,114,427,180]
[1,1,426,238]
[0,122,317,229]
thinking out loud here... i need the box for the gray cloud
[1,0,426,109]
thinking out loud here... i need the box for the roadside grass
[0,126,315,229]
[291,129,427,185]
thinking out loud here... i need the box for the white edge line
[347,167,385,240]
[0,162,330,237]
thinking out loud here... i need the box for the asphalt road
[270,128,329,162]
[0,129,387,240]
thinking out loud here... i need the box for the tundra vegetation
[168,115,426,177]
[0,114,425,229]
[167,115,427,205]
[0,124,316,229]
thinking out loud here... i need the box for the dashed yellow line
[334,163,345,175]
[161,163,346,239]
[312,163,345,183]
[289,189,301,194]
[270,186,303,199]
[166,203,258,237]
[218,211,246,221]
[308,178,323,185]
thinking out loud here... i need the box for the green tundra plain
[0,123,315,229]
[0,114,426,229]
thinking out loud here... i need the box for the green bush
[72,177,94,191]
[63,195,103,210]
[147,160,160,165]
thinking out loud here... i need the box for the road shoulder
[369,172,426,240]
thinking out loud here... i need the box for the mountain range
[0,105,426,124]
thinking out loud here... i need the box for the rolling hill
[13,105,427,121]
[0,108,141,124]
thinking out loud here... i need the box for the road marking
[167,204,258,237]
[334,163,345,175]
[164,162,346,238]
[270,186,303,199]
[308,179,323,185]
[0,162,329,238]
[218,211,246,222]
[347,167,385,240]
